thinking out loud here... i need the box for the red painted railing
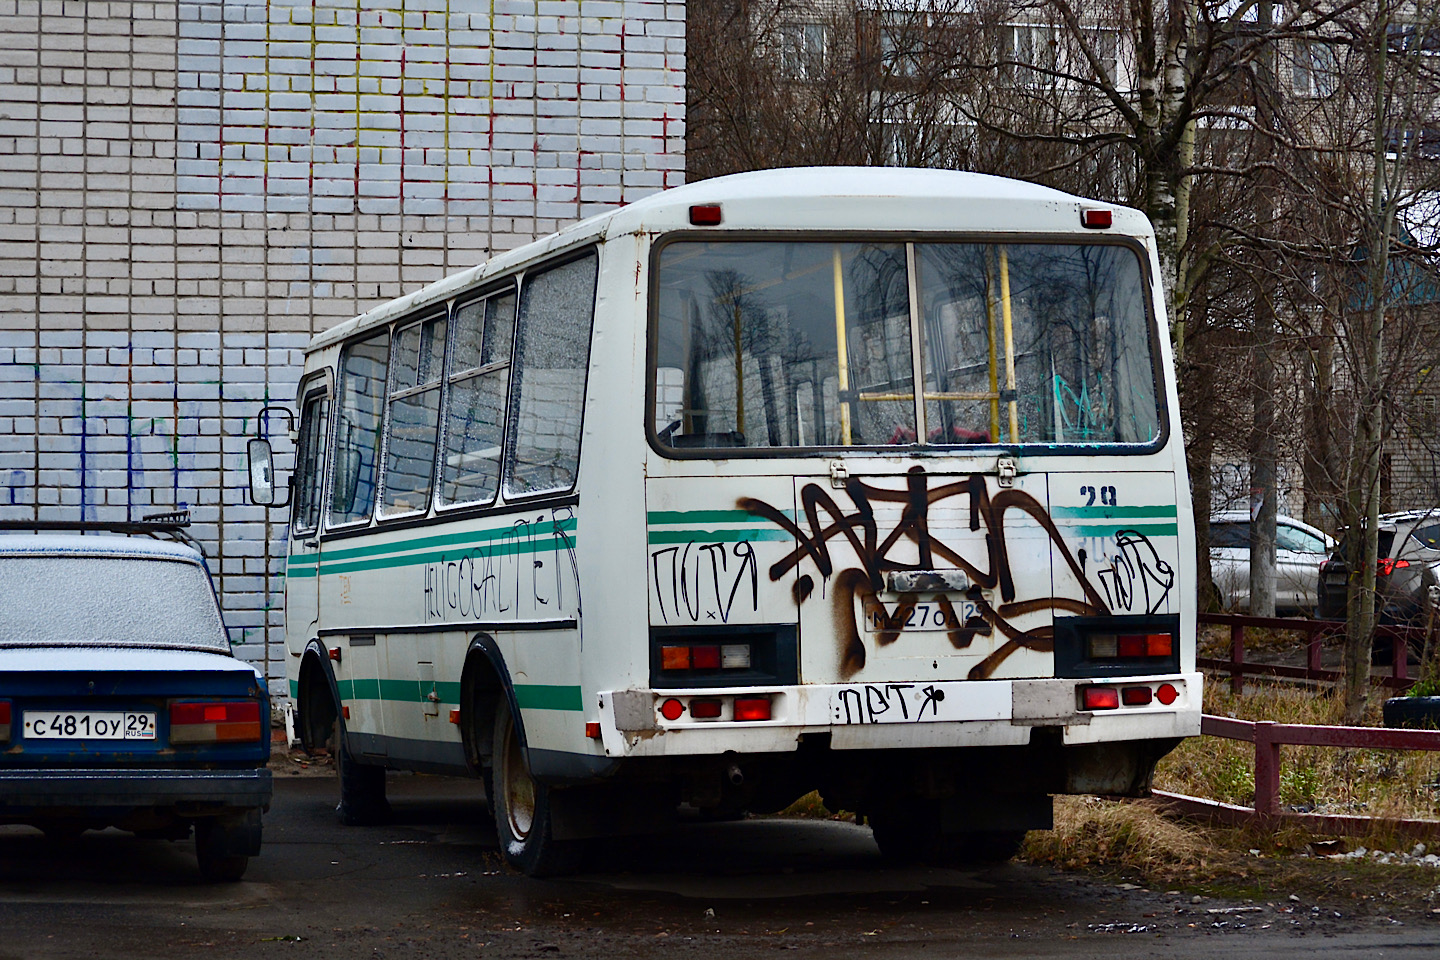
[1151,714,1440,838]
[1196,612,1426,694]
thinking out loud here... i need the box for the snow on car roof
[0,532,204,564]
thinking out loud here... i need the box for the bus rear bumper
[598,672,1202,758]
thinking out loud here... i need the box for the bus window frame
[291,372,334,538]
[434,278,522,515]
[500,246,601,504]
[644,230,1170,461]
[326,326,394,531]
[377,308,449,522]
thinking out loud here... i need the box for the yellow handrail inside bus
[999,246,1019,442]
[832,246,852,445]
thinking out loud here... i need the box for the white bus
[249,168,1201,876]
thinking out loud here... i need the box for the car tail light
[691,645,721,670]
[689,698,723,719]
[169,700,263,744]
[1082,686,1120,710]
[0,700,9,742]
[733,697,772,721]
[1378,558,1411,576]
[1122,686,1153,706]
[1081,208,1112,229]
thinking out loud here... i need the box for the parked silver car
[1209,512,1335,614]
[1316,510,1440,624]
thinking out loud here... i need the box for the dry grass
[1020,796,1208,880]
[1154,679,1440,819]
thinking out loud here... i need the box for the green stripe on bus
[1050,505,1178,519]
[513,684,584,712]
[646,528,794,545]
[646,509,794,524]
[333,680,578,711]
[285,517,579,570]
[1062,522,1179,537]
[287,534,575,579]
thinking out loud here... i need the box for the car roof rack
[0,511,207,561]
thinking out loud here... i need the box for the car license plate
[23,711,157,740]
[1325,573,1347,586]
[864,600,976,632]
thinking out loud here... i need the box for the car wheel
[489,697,580,877]
[194,819,249,883]
[330,717,390,826]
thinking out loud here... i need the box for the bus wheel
[868,798,939,864]
[951,830,1027,863]
[329,718,390,826]
[490,698,580,877]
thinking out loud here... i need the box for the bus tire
[330,718,391,826]
[868,798,939,864]
[490,697,580,877]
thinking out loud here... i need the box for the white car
[1209,512,1335,614]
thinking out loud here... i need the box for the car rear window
[1411,523,1440,550]
[1210,522,1249,548]
[0,556,229,651]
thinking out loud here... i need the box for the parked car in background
[1316,510,1440,624]
[1209,512,1335,614]
[0,519,272,881]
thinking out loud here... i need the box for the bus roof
[308,167,1152,353]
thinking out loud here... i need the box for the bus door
[790,466,1057,699]
[286,381,331,654]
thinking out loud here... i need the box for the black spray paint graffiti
[739,466,1173,679]
[650,540,759,624]
[422,509,580,622]
[1091,529,1175,616]
[833,683,947,724]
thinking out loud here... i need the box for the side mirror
[248,438,277,505]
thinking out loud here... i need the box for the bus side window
[504,251,598,497]
[293,388,330,533]
[442,288,516,506]
[381,312,447,517]
[329,330,390,525]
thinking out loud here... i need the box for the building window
[1082,27,1120,85]
[880,26,919,78]
[1002,23,1058,86]
[781,23,829,80]
[1292,39,1337,98]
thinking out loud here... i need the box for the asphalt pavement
[0,772,1437,958]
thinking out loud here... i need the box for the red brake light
[1082,686,1120,710]
[169,700,263,743]
[689,204,722,226]
[733,697,772,721]
[689,699,723,719]
[1081,208,1112,229]
[1117,635,1145,658]
[691,645,721,670]
[0,701,10,724]
[1378,558,1410,576]
[1115,633,1172,658]
[1122,686,1153,706]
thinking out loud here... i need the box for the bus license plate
[23,711,157,741]
[865,601,976,632]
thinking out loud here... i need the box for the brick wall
[0,0,685,692]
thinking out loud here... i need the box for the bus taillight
[733,698,772,722]
[1088,633,1172,659]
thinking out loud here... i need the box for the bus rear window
[652,240,1161,452]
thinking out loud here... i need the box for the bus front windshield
[652,239,1161,452]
